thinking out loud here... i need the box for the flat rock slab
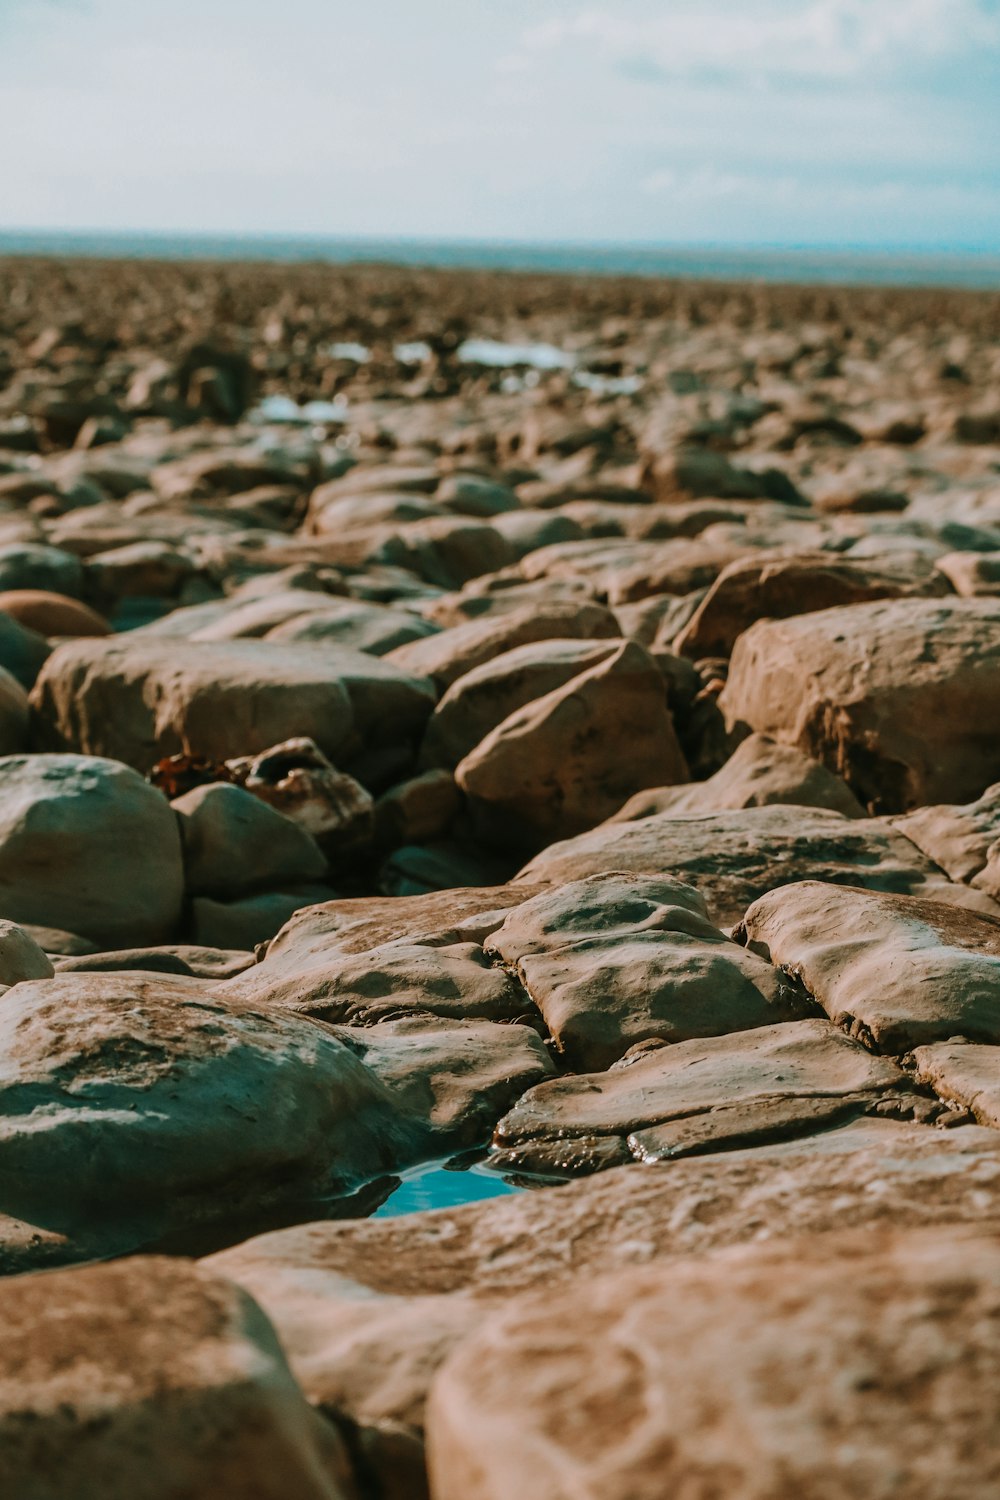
[30,636,434,770]
[222,884,549,1012]
[426,1225,1000,1500]
[517,805,944,928]
[492,1018,907,1174]
[485,873,805,1069]
[719,597,1000,813]
[206,1126,1000,1498]
[0,1256,352,1500]
[737,880,1000,1052]
[256,940,531,1028]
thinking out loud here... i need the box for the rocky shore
[2,254,1000,1496]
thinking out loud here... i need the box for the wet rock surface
[2,257,1000,1495]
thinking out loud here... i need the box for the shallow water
[374,1156,520,1218]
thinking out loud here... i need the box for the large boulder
[0,972,421,1259]
[719,598,1000,812]
[426,1226,1000,1500]
[0,754,183,947]
[517,805,947,927]
[737,881,1000,1052]
[485,874,804,1069]
[491,1018,909,1176]
[30,637,433,770]
[206,1126,1000,1500]
[0,1256,352,1500]
[456,641,688,850]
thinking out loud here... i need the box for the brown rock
[492,1018,906,1174]
[485,873,803,1069]
[457,640,688,849]
[427,1225,1000,1500]
[517,804,941,927]
[387,600,619,692]
[610,732,865,820]
[0,1256,353,1500]
[674,549,947,659]
[0,589,110,638]
[719,598,1000,812]
[737,880,1000,1052]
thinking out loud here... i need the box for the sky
[1,0,999,250]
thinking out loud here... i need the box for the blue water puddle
[374,1157,521,1218]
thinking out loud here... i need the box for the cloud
[520,0,1000,84]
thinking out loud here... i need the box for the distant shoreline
[2,230,1000,291]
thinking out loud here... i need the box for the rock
[0,542,83,597]
[491,1019,907,1175]
[191,886,338,951]
[736,880,1000,1052]
[206,1125,1000,1499]
[386,601,619,691]
[485,873,804,1069]
[254,882,542,968]
[0,611,50,689]
[173,782,328,898]
[456,641,688,850]
[0,1256,353,1500]
[0,754,183,947]
[645,446,802,503]
[0,972,420,1257]
[673,549,947,659]
[914,1040,1000,1127]
[30,637,434,770]
[0,921,54,985]
[377,843,517,897]
[435,473,520,517]
[426,1225,1000,1500]
[374,770,460,846]
[268,601,438,655]
[54,944,255,979]
[418,638,625,770]
[0,667,28,755]
[328,1016,555,1150]
[373,517,517,589]
[517,804,941,927]
[893,782,1000,898]
[935,550,1000,596]
[228,738,375,857]
[0,589,110,638]
[86,540,201,600]
[253,938,531,1028]
[610,732,865,820]
[719,598,1000,812]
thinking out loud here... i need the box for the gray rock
[173,782,327,898]
[0,754,183,948]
